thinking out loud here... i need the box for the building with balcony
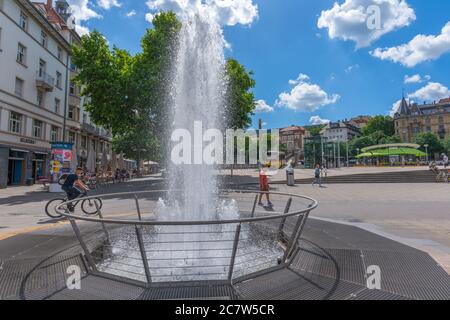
[0,0,111,188]
[394,97,450,144]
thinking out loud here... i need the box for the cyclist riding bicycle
[62,167,90,212]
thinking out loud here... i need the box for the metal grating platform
[1,218,449,300]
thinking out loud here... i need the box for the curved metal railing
[56,190,318,285]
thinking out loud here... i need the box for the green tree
[72,12,256,164]
[443,137,450,154]
[72,31,137,135]
[362,116,395,137]
[224,59,256,130]
[304,125,326,137]
[413,132,444,157]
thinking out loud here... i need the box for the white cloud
[75,24,90,36]
[371,21,450,67]
[310,116,331,125]
[345,64,359,74]
[126,10,136,17]
[145,13,155,23]
[390,82,450,115]
[390,99,402,117]
[408,82,450,102]
[97,0,121,10]
[289,73,310,86]
[276,74,340,112]
[404,74,431,84]
[145,0,258,26]
[317,0,416,48]
[68,0,102,21]
[255,100,274,113]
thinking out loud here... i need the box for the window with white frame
[33,119,43,138]
[41,31,48,48]
[9,112,22,134]
[19,12,28,31]
[68,105,76,120]
[54,98,61,114]
[56,72,62,88]
[57,47,63,60]
[17,43,27,65]
[68,131,76,144]
[51,126,59,142]
[37,90,44,107]
[69,81,75,95]
[15,78,24,97]
[39,59,46,77]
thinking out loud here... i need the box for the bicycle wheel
[81,198,103,215]
[45,198,66,218]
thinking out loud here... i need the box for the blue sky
[62,0,450,129]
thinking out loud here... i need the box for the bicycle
[45,191,103,219]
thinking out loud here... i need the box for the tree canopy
[362,116,395,137]
[413,132,444,156]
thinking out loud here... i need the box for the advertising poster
[50,142,74,183]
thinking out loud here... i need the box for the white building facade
[0,0,111,188]
[320,122,361,143]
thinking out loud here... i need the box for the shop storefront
[0,145,50,188]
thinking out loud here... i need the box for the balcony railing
[82,123,112,139]
[36,71,55,92]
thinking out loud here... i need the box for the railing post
[134,194,142,221]
[283,212,307,262]
[135,225,152,284]
[95,200,111,245]
[228,223,242,282]
[250,194,259,218]
[277,197,292,241]
[68,218,98,272]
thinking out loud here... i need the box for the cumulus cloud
[126,10,137,17]
[145,13,155,23]
[310,116,331,125]
[255,100,274,113]
[145,0,258,26]
[408,82,450,102]
[276,74,340,112]
[390,82,450,115]
[97,0,121,10]
[317,0,416,48]
[371,21,450,67]
[404,74,431,84]
[67,0,101,21]
[288,73,310,86]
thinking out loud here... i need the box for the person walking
[442,153,449,169]
[258,168,273,207]
[312,164,322,187]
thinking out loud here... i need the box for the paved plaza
[0,170,449,274]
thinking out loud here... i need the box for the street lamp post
[424,144,429,164]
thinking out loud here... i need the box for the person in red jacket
[258,168,273,207]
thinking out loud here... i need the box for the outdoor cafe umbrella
[86,145,96,173]
[70,150,78,173]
